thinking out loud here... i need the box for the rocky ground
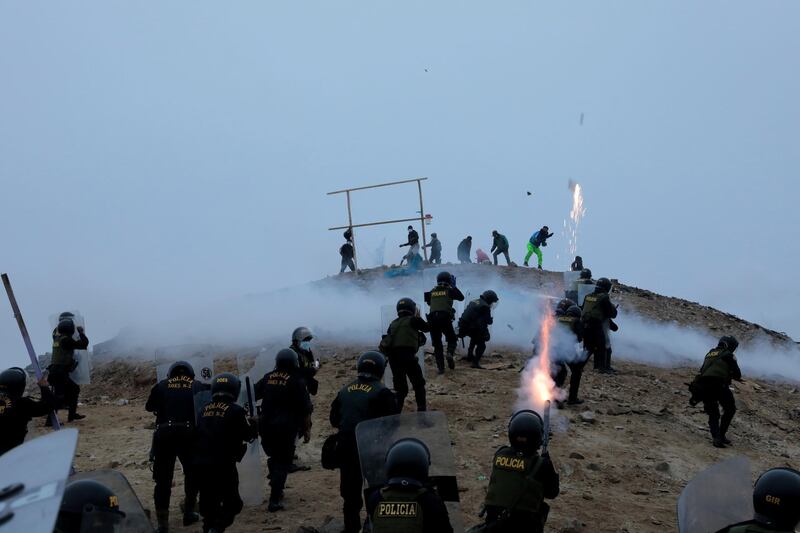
[27,342,800,533]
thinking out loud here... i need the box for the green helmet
[357,351,386,380]
[752,468,800,530]
[396,297,417,316]
[508,410,543,454]
[385,438,431,487]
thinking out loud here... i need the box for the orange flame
[519,310,559,413]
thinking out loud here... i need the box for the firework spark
[566,180,586,256]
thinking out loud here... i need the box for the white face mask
[490,302,499,310]
[300,340,313,352]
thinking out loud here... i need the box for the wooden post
[346,191,357,270]
[417,179,428,261]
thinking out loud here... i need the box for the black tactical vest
[428,286,453,314]
[371,486,426,533]
[337,378,387,433]
[700,348,734,380]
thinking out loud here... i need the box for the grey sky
[2,1,798,368]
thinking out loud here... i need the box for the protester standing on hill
[399,226,420,265]
[524,226,553,269]
[457,236,472,264]
[424,232,442,264]
[490,230,511,266]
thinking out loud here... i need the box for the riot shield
[676,456,753,533]
[0,429,78,533]
[380,305,425,387]
[70,469,155,532]
[154,344,215,383]
[356,412,463,532]
[563,271,580,291]
[577,283,596,306]
[234,365,265,507]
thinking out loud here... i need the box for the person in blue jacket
[524,226,554,269]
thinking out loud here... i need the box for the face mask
[490,302,499,310]
[300,341,312,352]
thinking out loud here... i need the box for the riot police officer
[379,298,430,412]
[0,367,56,455]
[194,373,257,533]
[48,316,89,422]
[290,327,320,395]
[330,351,398,533]
[551,305,587,405]
[479,410,560,532]
[718,467,800,532]
[145,360,202,531]
[424,271,465,374]
[458,290,499,369]
[581,278,618,374]
[689,336,742,448]
[254,348,313,512]
[365,438,453,533]
[54,479,125,533]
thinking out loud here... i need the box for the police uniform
[379,315,429,412]
[720,522,793,533]
[194,395,257,532]
[0,385,56,455]
[694,346,741,445]
[255,368,312,505]
[483,447,560,533]
[145,374,202,522]
[366,485,453,533]
[551,315,586,403]
[580,290,617,372]
[291,344,320,396]
[48,328,89,421]
[424,284,465,373]
[458,299,493,365]
[330,376,397,533]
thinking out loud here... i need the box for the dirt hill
[25,265,800,532]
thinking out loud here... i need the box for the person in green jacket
[490,231,511,266]
[717,467,800,532]
[689,336,742,448]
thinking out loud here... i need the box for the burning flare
[518,310,559,413]
[566,180,586,256]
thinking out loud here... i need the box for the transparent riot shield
[234,356,265,507]
[356,412,463,532]
[577,283,596,306]
[0,429,78,533]
[70,469,155,532]
[155,344,215,383]
[380,305,425,387]
[676,456,753,533]
[563,271,580,302]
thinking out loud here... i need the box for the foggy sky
[2,1,799,368]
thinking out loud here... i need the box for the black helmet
[292,326,313,344]
[0,367,27,398]
[59,311,76,321]
[211,372,241,401]
[55,479,125,533]
[431,232,437,238]
[508,410,543,454]
[385,438,431,486]
[396,297,417,316]
[480,290,499,304]
[357,351,386,380]
[752,467,800,530]
[492,230,498,236]
[595,278,612,292]
[466,235,472,240]
[580,268,592,280]
[57,319,76,337]
[555,298,575,316]
[275,348,300,371]
[168,360,195,379]
[566,305,582,318]
[719,335,739,352]
[436,271,452,284]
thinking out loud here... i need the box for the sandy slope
[26,343,799,533]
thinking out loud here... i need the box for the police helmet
[57,319,76,337]
[292,327,314,344]
[580,268,592,280]
[508,409,544,454]
[59,311,76,321]
[396,297,417,316]
[55,479,125,533]
[357,351,386,380]
[556,298,576,317]
[436,271,452,284]
[719,335,739,352]
[167,360,195,379]
[0,367,27,398]
[752,467,800,530]
[480,290,499,304]
[385,438,431,486]
[492,230,498,236]
[595,278,612,292]
[275,348,300,371]
[566,305,582,318]
[211,373,241,401]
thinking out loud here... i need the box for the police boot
[268,493,285,512]
[719,413,734,445]
[446,354,456,370]
[709,418,725,448]
[156,509,170,533]
[181,500,200,526]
